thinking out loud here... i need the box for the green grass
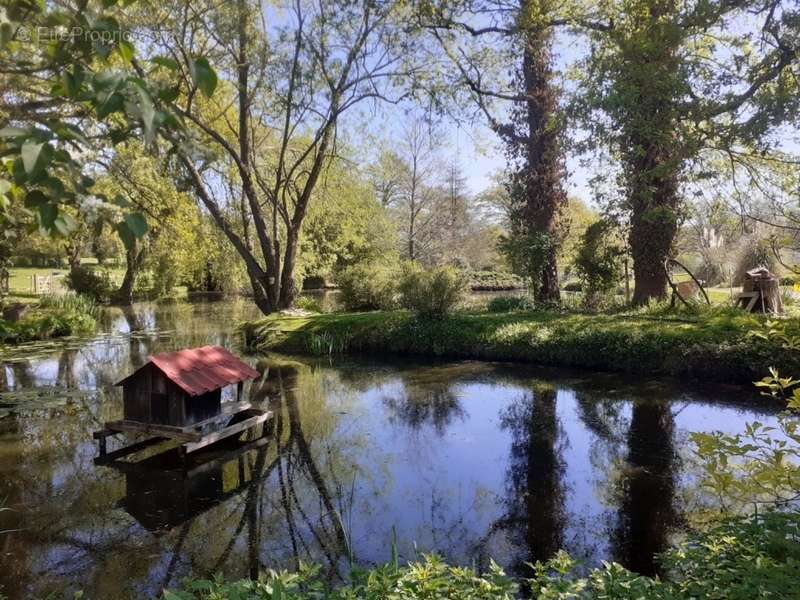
[243,306,800,384]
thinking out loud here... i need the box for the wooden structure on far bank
[94,345,271,459]
[735,267,784,314]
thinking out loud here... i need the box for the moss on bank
[242,307,800,384]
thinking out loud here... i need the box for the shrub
[336,262,399,311]
[0,308,95,343]
[661,512,800,600]
[562,281,582,292]
[468,270,525,291]
[398,264,466,319]
[497,230,554,294]
[573,219,624,307]
[65,266,114,303]
[487,295,535,313]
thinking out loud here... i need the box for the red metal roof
[117,345,260,397]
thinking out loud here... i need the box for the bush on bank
[164,512,800,600]
[242,306,799,384]
[468,270,525,291]
[0,293,97,344]
[398,264,466,318]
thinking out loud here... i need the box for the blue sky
[354,29,596,204]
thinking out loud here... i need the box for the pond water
[0,299,779,599]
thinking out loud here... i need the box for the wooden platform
[93,404,272,460]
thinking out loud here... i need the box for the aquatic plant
[38,292,100,319]
[305,330,352,356]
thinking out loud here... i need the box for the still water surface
[0,299,779,599]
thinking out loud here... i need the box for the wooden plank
[182,411,272,455]
[184,401,252,433]
[94,436,167,466]
[735,291,759,312]
[105,419,202,442]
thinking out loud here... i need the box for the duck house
[94,346,272,459]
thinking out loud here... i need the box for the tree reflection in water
[154,361,354,586]
[381,379,466,435]
[612,400,678,575]
[477,385,567,575]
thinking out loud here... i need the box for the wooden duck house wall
[121,363,222,427]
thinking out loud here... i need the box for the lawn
[7,265,126,302]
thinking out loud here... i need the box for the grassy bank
[243,307,800,384]
[0,294,97,344]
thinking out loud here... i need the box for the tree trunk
[116,243,146,305]
[628,138,680,306]
[520,17,566,304]
[623,0,682,306]
[278,234,300,309]
[67,247,82,274]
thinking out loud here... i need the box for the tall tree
[398,118,440,262]
[577,0,799,304]
[137,0,418,314]
[422,0,568,303]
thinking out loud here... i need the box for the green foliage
[305,330,353,356]
[300,171,398,282]
[65,266,115,303]
[38,293,99,320]
[573,220,624,307]
[165,555,518,600]
[662,512,800,599]
[497,230,554,294]
[691,319,800,514]
[0,303,95,344]
[165,513,800,600]
[468,270,525,291]
[486,295,535,313]
[398,264,467,319]
[337,262,400,311]
[0,1,216,240]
